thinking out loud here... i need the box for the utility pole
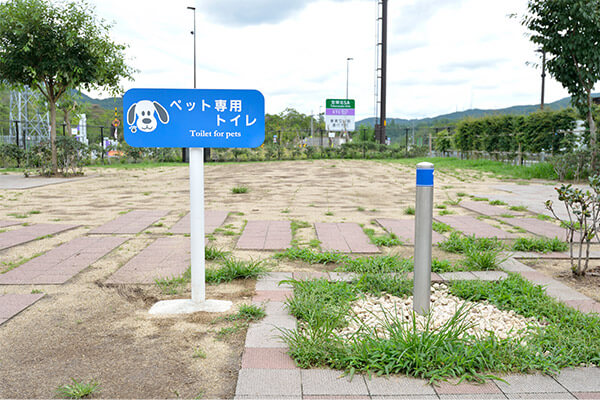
[540,50,546,110]
[379,0,388,144]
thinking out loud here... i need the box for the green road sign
[326,99,355,109]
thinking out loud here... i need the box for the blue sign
[416,167,434,187]
[123,88,265,148]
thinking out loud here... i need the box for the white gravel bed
[337,283,540,340]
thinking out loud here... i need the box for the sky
[87,0,573,121]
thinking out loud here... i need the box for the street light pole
[346,57,353,99]
[182,6,196,164]
[540,50,546,110]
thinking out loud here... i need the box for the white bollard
[413,162,434,315]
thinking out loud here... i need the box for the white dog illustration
[127,100,169,132]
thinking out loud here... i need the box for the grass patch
[404,206,415,215]
[363,228,401,247]
[205,246,229,260]
[274,248,349,265]
[155,268,191,294]
[56,378,100,399]
[509,205,528,212]
[438,209,455,216]
[432,221,453,234]
[226,303,267,322]
[471,197,489,202]
[439,232,504,254]
[192,347,207,359]
[206,258,268,284]
[281,273,600,384]
[338,255,412,273]
[232,186,249,194]
[511,237,568,253]
[489,200,507,206]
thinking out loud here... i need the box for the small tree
[0,0,134,175]
[545,174,600,276]
[522,0,600,169]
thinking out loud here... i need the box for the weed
[192,347,207,359]
[56,378,100,399]
[309,239,321,248]
[155,268,191,294]
[435,204,447,210]
[325,211,334,216]
[227,303,266,322]
[274,248,348,265]
[338,255,412,273]
[232,186,249,194]
[29,210,41,214]
[281,209,291,214]
[8,212,28,219]
[217,323,243,338]
[404,206,415,215]
[143,192,150,196]
[206,258,268,284]
[509,205,528,212]
[456,192,467,197]
[462,247,505,271]
[363,228,401,247]
[439,232,503,254]
[438,209,455,216]
[205,246,229,260]
[471,196,489,202]
[357,206,365,212]
[499,213,514,218]
[30,289,43,294]
[489,200,507,206]
[512,237,568,253]
[536,214,554,221]
[432,221,452,234]
[153,222,164,227]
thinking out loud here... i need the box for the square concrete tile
[301,369,369,396]
[555,367,600,392]
[439,272,477,281]
[303,395,370,399]
[366,375,436,396]
[496,373,567,393]
[505,393,575,399]
[439,395,506,400]
[241,348,298,369]
[500,258,534,272]
[574,392,600,399]
[434,380,502,395]
[371,396,438,400]
[328,272,357,282]
[563,300,600,314]
[253,290,293,302]
[245,323,289,348]
[256,280,293,291]
[263,272,293,281]
[235,369,301,396]
[235,396,301,400]
[471,271,508,281]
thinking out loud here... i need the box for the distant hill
[356,95,579,127]
[79,92,122,111]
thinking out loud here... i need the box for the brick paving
[376,218,445,245]
[168,210,228,234]
[0,223,78,251]
[0,236,126,285]
[460,201,517,217]
[88,210,168,234]
[434,215,517,239]
[0,220,21,228]
[105,236,189,284]
[236,263,600,399]
[236,220,292,250]
[315,223,379,253]
[0,293,44,326]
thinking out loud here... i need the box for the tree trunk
[587,92,597,170]
[64,109,71,137]
[49,101,58,175]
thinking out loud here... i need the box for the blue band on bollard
[416,168,434,187]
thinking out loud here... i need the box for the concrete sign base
[149,299,232,315]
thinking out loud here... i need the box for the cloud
[197,0,309,26]
[443,58,506,72]
[391,0,466,35]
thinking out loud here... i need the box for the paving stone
[301,369,369,396]
[235,396,301,400]
[512,251,572,259]
[505,394,575,399]
[263,272,293,281]
[499,217,567,240]
[434,215,517,239]
[471,271,508,281]
[434,380,502,395]
[555,367,600,392]
[371,396,438,400]
[439,271,478,281]
[0,294,44,323]
[500,258,535,272]
[252,290,293,302]
[0,220,20,228]
[0,236,127,285]
[544,284,592,301]
[0,223,78,251]
[168,210,228,234]
[235,369,302,397]
[366,374,436,396]
[88,210,168,234]
[241,348,298,369]
[439,395,507,400]
[255,279,293,291]
[237,220,292,250]
[328,272,358,282]
[496,373,568,394]
[293,271,329,280]
[461,201,516,217]
[304,396,370,400]
[315,223,379,253]
[563,300,600,314]
[255,301,289,317]
[244,318,293,348]
[376,218,445,245]
[574,392,600,399]
[105,237,189,284]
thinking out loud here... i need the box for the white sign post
[122,88,265,315]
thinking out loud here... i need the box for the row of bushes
[436,110,581,155]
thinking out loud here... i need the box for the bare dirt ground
[0,159,595,398]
